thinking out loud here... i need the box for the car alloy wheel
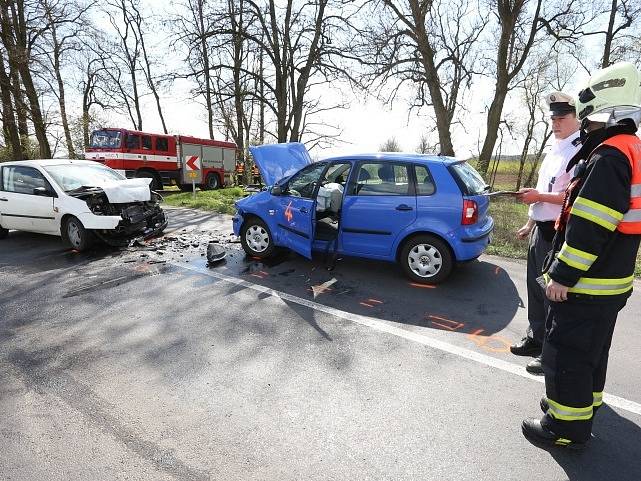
[245,224,270,253]
[67,218,83,248]
[63,216,94,251]
[400,234,453,284]
[408,243,443,278]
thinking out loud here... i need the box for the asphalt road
[1,207,640,481]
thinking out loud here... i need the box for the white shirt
[529,131,581,222]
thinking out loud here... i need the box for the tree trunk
[1,1,52,158]
[0,52,22,159]
[8,63,27,138]
[49,21,76,158]
[601,0,617,68]
[197,0,214,139]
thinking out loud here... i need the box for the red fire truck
[85,128,237,190]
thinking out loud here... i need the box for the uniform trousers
[526,224,553,345]
[541,298,626,441]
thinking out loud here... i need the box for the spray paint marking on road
[175,262,641,418]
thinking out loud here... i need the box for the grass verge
[161,186,246,214]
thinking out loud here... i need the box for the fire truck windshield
[90,130,122,149]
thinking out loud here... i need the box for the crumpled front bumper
[93,207,168,247]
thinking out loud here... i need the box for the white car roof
[1,158,103,168]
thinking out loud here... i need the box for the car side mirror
[271,184,284,196]
[33,187,54,197]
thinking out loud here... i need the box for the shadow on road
[545,405,641,480]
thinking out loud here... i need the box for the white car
[0,159,167,250]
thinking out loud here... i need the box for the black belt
[535,221,556,242]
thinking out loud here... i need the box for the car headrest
[358,169,371,181]
[378,164,394,182]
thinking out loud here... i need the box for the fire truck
[85,128,237,191]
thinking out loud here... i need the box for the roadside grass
[161,186,246,214]
[486,197,529,259]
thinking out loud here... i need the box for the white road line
[175,261,641,418]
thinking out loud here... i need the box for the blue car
[233,143,493,284]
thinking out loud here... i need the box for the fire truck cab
[85,128,237,191]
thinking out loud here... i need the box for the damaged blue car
[232,143,493,284]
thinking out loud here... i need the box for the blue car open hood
[249,142,312,186]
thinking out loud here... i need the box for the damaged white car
[0,159,167,250]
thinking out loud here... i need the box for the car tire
[0,225,8,239]
[202,173,219,191]
[240,217,275,258]
[400,234,453,284]
[62,216,94,251]
[136,170,163,191]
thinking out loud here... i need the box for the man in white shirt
[510,92,581,375]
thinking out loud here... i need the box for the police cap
[546,91,576,117]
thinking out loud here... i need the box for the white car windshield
[44,164,125,192]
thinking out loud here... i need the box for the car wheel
[62,216,94,251]
[400,234,453,284]
[0,225,8,239]
[136,170,163,191]
[202,173,219,190]
[240,218,275,258]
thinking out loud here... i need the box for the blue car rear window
[449,162,488,195]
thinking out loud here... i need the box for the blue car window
[415,165,435,196]
[353,163,409,196]
[286,162,327,198]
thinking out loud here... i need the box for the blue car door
[340,161,417,258]
[276,161,328,259]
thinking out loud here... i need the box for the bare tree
[35,0,95,158]
[513,57,552,190]
[356,0,487,157]
[541,0,641,70]
[380,136,401,151]
[0,48,21,158]
[0,0,52,158]
[171,0,218,139]
[104,0,144,130]
[416,133,438,154]
[475,0,587,177]
[239,0,355,145]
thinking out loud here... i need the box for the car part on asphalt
[207,242,227,263]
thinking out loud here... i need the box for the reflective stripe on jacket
[601,134,641,234]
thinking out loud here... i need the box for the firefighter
[510,92,581,375]
[235,161,245,186]
[521,62,641,449]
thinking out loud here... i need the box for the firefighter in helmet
[522,62,641,449]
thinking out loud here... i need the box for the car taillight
[462,199,478,225]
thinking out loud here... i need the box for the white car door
[0,165,57,233]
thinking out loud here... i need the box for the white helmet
[576,62,641,127]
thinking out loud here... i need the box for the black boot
[521,418,587,450]
[510,337,542,357]
[526,356,544,375]
[540,396,549,413]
